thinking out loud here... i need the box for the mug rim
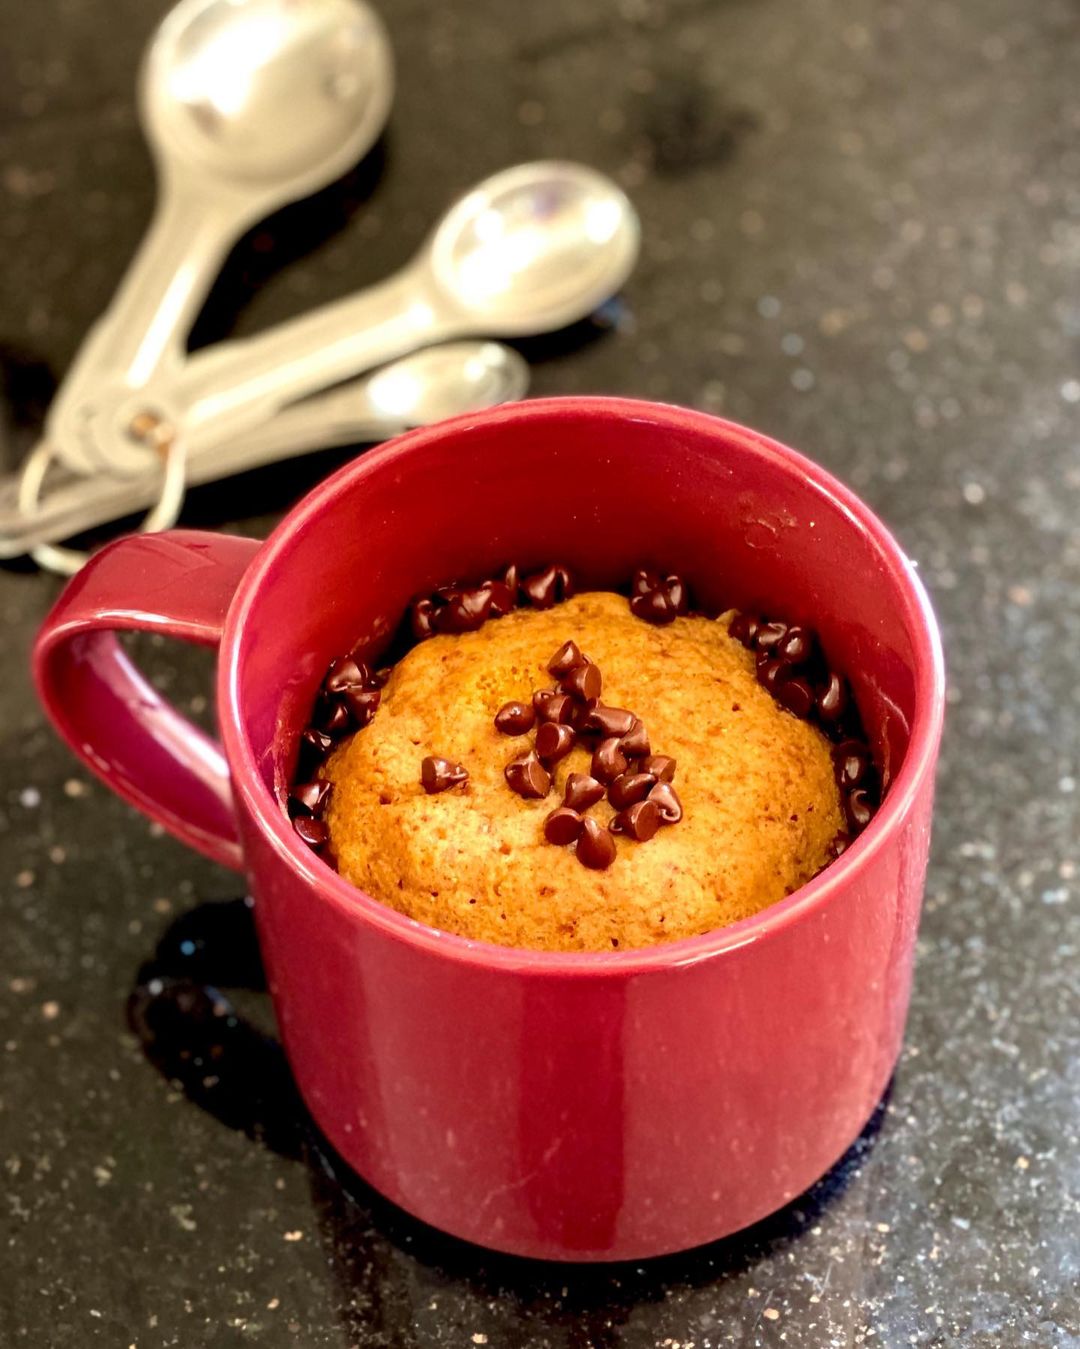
[218,396,945,976]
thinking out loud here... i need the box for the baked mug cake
[33,396,943,1260]
[288,562,879,951]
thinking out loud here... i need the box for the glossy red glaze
[33,398,944,1261]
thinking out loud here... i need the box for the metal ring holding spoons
[19,429,189,576]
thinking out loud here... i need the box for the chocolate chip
[845,787,874,831]
[301,728,334,759]
[536,721,576,765]
[486,580,516,617]
[618,718,651,759]
[778,626,812,664]
[755,620,789,651]
[833,741,870,789]
[728,613,760,648]
[561,660,602,704]
[563,772,606,812]
[592,737,629,784]
[664,575,690,616]
[630,570,687,624]
[494,701,536,736]
[649,781,683,824]
[290,780,332,816]
[544,807,584,845]
[502,562,520,597]
[316,697,352,735]
[505,749,551,799]
[421,756,468,794]
[344,688,381,727]
[777,676,815,719]
[817,672,848,723]
[548,640,586,678]
[522,564,571,609]
[630,587,676,625]
[584,705,636,737]
[576,816,617,870]
[608,771,655,810]
[631,568,661,598]
[756,655,790,695]
[641,754,676,782]
[610,798,661,842]
[410,597,436,640]
[293,815,328,848]
[533,690,576,725]
[324,656,368,693]
[827,832,851,860]
[432,586,493,634]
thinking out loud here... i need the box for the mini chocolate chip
[301,727,334,758]
[486,580,516,617]
[561,660,602,704]
[293,815,328,848]
[317,698,352,735]
[778,626,812,664]
[641,754,676,782]
[325,656,368,693]
[631,567,661,598]
[649,781,683,824]
[584,705,636,737]
[563,772,606,812]
[728,613,760,648]
[548,639,586,678]
[845,787,874,831]
[494,701,536,735]
[521,565,561,609]
[619,718,651,759]
[421,756,468,794]
[827,832,851,860]
[290,780,332,816]
[534,690,576,725]
[833,740,870,788]
[630,588,676,625]
[576,816,617,870]
[432,586,492,634]
[592,737,629,784]
[610,798,661,842]
[536,721,576,765]
[410,597,436,640]
[554,565,575,601]
[664,575,689,615]
[502,562,520,597]
[608,771,655,810]
[755,620,789,651]
[544,807,584,845]
[777,676,815,719]
[505,749,551,799]
[344,688,381,727]
[817,672,849,723]
[756,656,790,695]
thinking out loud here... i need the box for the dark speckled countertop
[2,0,1078,1344]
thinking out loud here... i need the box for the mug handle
[32,529,263,872]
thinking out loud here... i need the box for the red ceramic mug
[33,397,944,1261]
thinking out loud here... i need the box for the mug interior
[224,398,940,943]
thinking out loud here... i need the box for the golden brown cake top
[322,592,845,952]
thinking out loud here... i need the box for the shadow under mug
[33,397,944,1262]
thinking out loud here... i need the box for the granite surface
[1,0,1078,1344]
